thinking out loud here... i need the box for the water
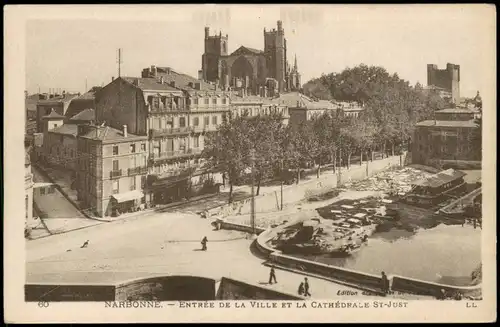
[293,223,481,286]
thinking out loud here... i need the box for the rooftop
[122,77,180,92]
[48,124,78,137]
[42,109,65,120]
[416,120,478,128]
[146,66,216,91]
[37,93,79,105]
[69,108,95,122]
[412,168,466,188]
[230,45,264,56]
[80,125,146,142]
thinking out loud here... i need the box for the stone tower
[427,63,460,104]
[202,27,228,83]
[264,21,287,92]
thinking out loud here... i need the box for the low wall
[216,219,266,235]
[115,276,216,301]
[25,284,116,302]
[391,275,482,298]
[269,252,384,292]
[216,277,302,300]
[207,153,406,219]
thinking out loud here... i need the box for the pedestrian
[303,277,311,297]
[80,240,89,248]
[298,282,305,296]
[381,271,390,294]
[201,236,208,251]
[268,266,277,284]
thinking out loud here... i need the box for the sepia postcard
[4,4,497,323]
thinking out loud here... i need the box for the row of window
[191,97,228,105]
[38,185,56,195]
[152,136,200,152]
[153,115,219,130]
[112,143,147,156]
[112,176,147,194]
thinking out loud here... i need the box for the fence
[206,153,407,219]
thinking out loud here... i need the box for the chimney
[198,70,203,80]
[204,27,209,39]
[112,76,115,82]
[170,81,176,87]
[160,76,164,84]
[195,82,201,90]
[123,125,128,138]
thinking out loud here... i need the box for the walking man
[298,282,305,296]
[268,266,277,284]
[303,277,311,297]
[201,236,208,251]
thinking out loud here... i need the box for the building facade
[25,148,34,223]
[76,124,149,217]
[35,93,78,132]
[427,63,460,104]
[412,108,479,166]
[96,70,229,206]
[201,20,301,94]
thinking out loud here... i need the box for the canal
[293,222,481,286]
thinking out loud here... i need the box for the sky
[25,4,494,97]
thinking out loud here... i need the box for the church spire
[294,54,298,71]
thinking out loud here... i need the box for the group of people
[268,267,312,297]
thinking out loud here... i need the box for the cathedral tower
[202,27,228,83]
[264,21,287,92]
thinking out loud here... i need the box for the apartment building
[95,67,229,206]
[76,124,149,217]
[412,108,480,167]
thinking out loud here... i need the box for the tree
[202,113,249,203]
[246,112,285,195]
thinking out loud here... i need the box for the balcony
[128,166,148,176]
[110,169,122,179]
[151,148,203,162]
[150,127,193,138]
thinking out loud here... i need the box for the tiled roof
[69,108,95,122]
[37,94,79,104]
[42,109,65,119]
[416,120,478,128]
[412,169,466,188]
[80,126,145,142]
[49,124,78,137]
[122,77,180,92]
[64,93,96,119]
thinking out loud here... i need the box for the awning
[111,190,144,203]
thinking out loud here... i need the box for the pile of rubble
[340,167,433,196]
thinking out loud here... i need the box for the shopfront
[111,190,145,216]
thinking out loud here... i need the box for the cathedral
[200,20,301,96]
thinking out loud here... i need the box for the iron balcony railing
[128,166,148,176]
[151,148,203,161]
[110,169,122,179]
[150,127,194,137]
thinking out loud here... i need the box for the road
[31,166,102,235]
[27,209,389,299]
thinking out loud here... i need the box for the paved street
[32,166,102,235]
[27,210,394,299]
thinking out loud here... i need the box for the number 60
[38,301,49,308]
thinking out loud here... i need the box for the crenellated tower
[264,21,287,92]
[202,27,228,83]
